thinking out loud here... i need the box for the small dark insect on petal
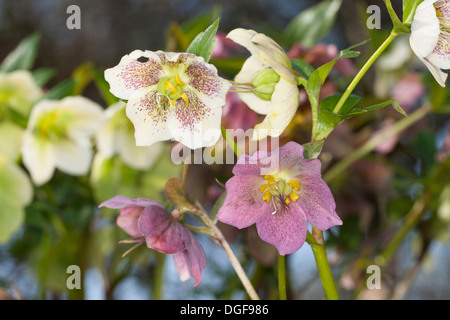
[137,56,150,63]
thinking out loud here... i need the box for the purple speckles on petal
[185,62,225,99]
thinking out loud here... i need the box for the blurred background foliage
[0,0,449,300]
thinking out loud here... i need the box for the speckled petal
[168,90,222,149]
[105,50,163,100]
[126,90,172,146]
[184,58,231,109]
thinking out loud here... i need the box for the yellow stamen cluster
[260,174,301,206]
[161,75,189,107]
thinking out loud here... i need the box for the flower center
[231,68,280,101]
[33,110,68,141]
[156,74,189,108]
[260,174,301,214]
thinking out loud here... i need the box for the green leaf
[0,33,41,73]
[383,0,411,34]
[181,7,221,42]
[284,0,342,47]
[291,59,314,81]
[302,140,325,160]
[305,46,360,122]
[41,78,76,100]
[315,95,407,140]
[164,178,198,211]
[209,191,226,222]
[186,18,220,63]
[403,0,425,27]
[90,66,120,106]
[403,0,425,25]
[32,68,56,87]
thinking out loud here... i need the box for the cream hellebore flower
[104,50,231,149]
[95,101,164,170]
[22,96,104,185]
[227,28,300,140]
[0,70,43,160]
[410,0,450,87]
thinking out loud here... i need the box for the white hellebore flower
[227,28,300,140]
[96,101,164,170]
[22,96,105,186]
[410,0,450,87]
[0,70,43,160]
[104,50,231,149]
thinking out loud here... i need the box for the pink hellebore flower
[217,142,342,255]
[99,195,206,287]
[104,50,231,149]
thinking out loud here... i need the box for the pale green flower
[95,101,164,170]
[227,28,300,140]
[0,154,33,243]
[22,96,105,185]
[0,70,43,161]
[0,70,43,118]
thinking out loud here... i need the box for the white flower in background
[410,0,450,87]
[0,70,43,160]
[96,101,164,170]
[104,50,231,149]
[22,96,105,185]
[226,28,300,140]
[0,154,33,243]
[0,70,43,118]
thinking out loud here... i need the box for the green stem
[308,227,339,300]
[194,206,260,300]
[323,103,431,182]
[332,31,397,115]
[377,196,428,265]
[278,254,287,300]
[153,252,166,300]
[221,125,242,158]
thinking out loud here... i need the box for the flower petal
[126,90,172,146]
[410,0,440,58]
[22,134,55,186]
[173,232,207,287]
[217,175,270,229]
[99,195,162,209]
[253,77,300,140]
[184,57,231,109]
[256,206,308,255]
[427,33,450,70]
[116,206,143,238]
[0,122,24,161]
[235,56,272,115]
[138,205,190,254]
[294,174,342,230]
[52,141,92,176]
[420,54,448,87]
[168,90,222,149]
[104,50,163,100]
